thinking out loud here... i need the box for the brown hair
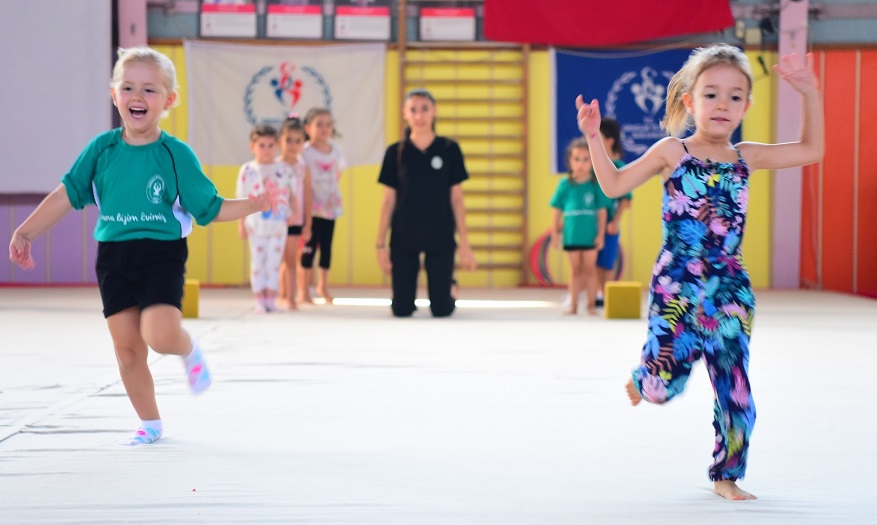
[564,137,590,178]
[398,88,438,166]
[303,107,340,138]
[249,123,278,143]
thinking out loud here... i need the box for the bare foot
[296,294,314,305]
[317,287,334,305]
[625,379,643,406]
[586,307,599,316]
[714,480,757,500]
[563,306,577,315]
[281,299,298,311]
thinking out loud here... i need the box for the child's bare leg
[297,266,314,303]
[107,307,159,421]
[317,268,333,304]
[583,250,599,315]
[714,480,757,500]
[278,262,288,302]
[625,378,642,406]
[140,305,192,356]
[279,236,299,309]
[564,274,578,315]
[141,305,211,393]
[565,251,584,314]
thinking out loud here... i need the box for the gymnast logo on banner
[554,48,691,170]
[604,66,676,157]
[184,41,385,167]
[244,61,333,128]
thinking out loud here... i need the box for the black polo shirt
[378,136,468,252]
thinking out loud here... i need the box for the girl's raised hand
[576,95,602,138]
[773,52,819,93]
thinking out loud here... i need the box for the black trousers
[390,248,455,317]
[300,217,335,269]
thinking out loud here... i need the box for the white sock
[118,419,163,446]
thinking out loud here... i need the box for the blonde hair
[110,47,179,111]
[661,44,754,137]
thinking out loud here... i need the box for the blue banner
[554,48,740,172]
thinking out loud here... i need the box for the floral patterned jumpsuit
[631,141,757,482]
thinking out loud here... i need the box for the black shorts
[563,244,596,252]
[95,238,188,318]
[287,225,303,236]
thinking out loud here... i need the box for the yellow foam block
[182,279,199,318]
[604,281,642,319]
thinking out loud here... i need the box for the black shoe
[594,297,604,308]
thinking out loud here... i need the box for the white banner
[184,40,385,167]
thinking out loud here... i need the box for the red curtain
[483,1,734,47]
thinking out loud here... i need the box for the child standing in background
[276,115,312,310]
[8,47,282,446]
[550,138,611,316]
[236,124,296,313]
[577,45,823,500]
[594,118,633,306]
[298,107,346,304]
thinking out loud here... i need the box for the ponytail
[661,69,690,137]
[397,126,411,168]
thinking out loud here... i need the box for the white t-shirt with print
[281,156,307,227]
[236,161,295,237]
[302,142,346,220]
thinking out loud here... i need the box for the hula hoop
[529,230,626,286]
[528,231,554,286]
[613,243,625,280]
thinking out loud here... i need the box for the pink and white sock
[118,419,163,446]
[183,340,212,394]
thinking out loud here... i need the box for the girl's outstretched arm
[577,96,673,197]
[9,184,74,270]
[215,178,286,223]
[739,52,824,170]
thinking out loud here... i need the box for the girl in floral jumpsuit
[576,44,824,500]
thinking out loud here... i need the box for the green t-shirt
[62,129,223,242]
[550,177,612,246]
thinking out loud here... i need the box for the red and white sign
[420,8,476,41]
[335,6,391,41]
[200,3,257,38]
[267,4,323,39]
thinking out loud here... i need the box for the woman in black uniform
[376,89,477,317]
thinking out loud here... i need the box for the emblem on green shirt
[147,175,166,204]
